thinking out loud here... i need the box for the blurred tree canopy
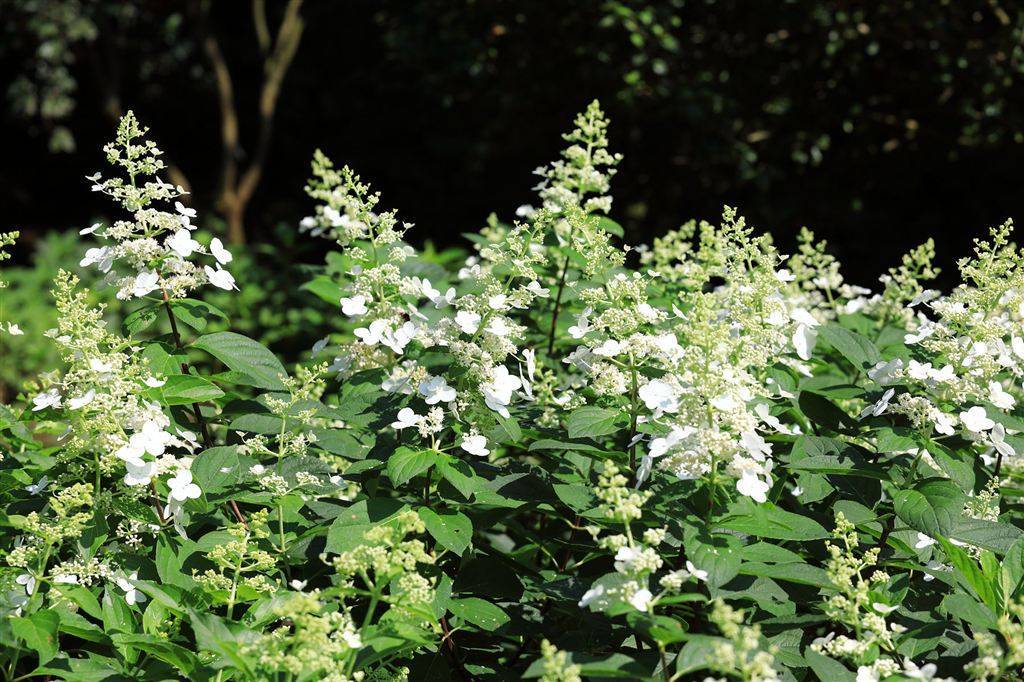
[3,0,1024,282]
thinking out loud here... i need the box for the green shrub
[0,103,1019,681]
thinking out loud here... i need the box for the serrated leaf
[387,447,442,487]
[150,374,224,406]
[804,650,856,681]
[419,508,472,555]
[448,597,509,631]
[122,303,160,336]
[717,500,828,541]
[325,498,407,553]
[566,406,623,439]
[950,518,1024,555]
[438,460,478,499]
[819,323,881,370]
[191,446,241,495]
[11,610,59,664]
[894,478,964,538]
[192,331,287,390]
[170,298,227,332]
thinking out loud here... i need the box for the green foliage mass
[1,104,1024,682]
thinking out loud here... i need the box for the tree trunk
[224,195,247,246]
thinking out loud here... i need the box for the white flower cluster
[31,272,202,541]
[568,208,812,502]
[79,111,235,301]
[301,151,563,458]
[861,222,1024,474]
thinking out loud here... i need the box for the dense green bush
[1,103,1023,681]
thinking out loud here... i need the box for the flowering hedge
[0,102,1022,681]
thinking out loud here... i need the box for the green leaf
[525,651,652,678]
[150,374,225,406]
[32,658,120,681]
[804,650,856,681]
[690,540,741,589]
[566,406,623,439]
[54,585,104,621]
[819,323,881,370]
[941,592,998,630]
[595,215,625,237]
[189,610,252,674]
[798,391,856,432]
[11,610,59,664]
[788,456,890,479]
[951,518,1024,555]
[529,439,613,457]
[674,637,721,676]
[937,537,999,611]
[325,498,407,554]
[141,341,189,376]
[894,478,965,538]
[170,298,227,332]
[111,633,198,673]
[191,446,242,495]
[717,500,828,541]
[122,303,160,336]
[102,586,135,633]
[448,597,510,631]
[387,447,442,487]
[418,508,473,555]
[929,442,975,492]
[192,331,287,390]
[301,275,345,305]
[738,561,833,589]
[54,606,107,644]
[438,460,479,499]
[487,414,522,443]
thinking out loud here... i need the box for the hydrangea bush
[1,103,1024,681]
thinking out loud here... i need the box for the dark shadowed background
[4,0,1024,289]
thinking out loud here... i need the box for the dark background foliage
[4,0,1024,286]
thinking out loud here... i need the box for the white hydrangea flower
[960,406,994,433]
[460,433,490,457]
[455,310,481,334]
[740,430,772,461]
[859,388,895,419]
[340,294,369,317]
[166,228,201,258]
[68,389,96,410]
[167,470,201,502]
[204,265,237,291]
[990,423,1015,460]
[381,321,416,354]
[24,477,49,496]
[131,270,160,298]
[568,307,593,339]
[390,407,423,430]
[989,381,1015,410]
[638,379,680,416]
[354,319,389,346]
[628,587,653,612]
[578,583,605,608]
[419,376,456,404]
[124,460,157,487]
[685,560,708,581]
[481,365,522,418]
[115,572,147,606]
[32,388,62,411]
[209,237,233,265]
[15,574,36,596]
